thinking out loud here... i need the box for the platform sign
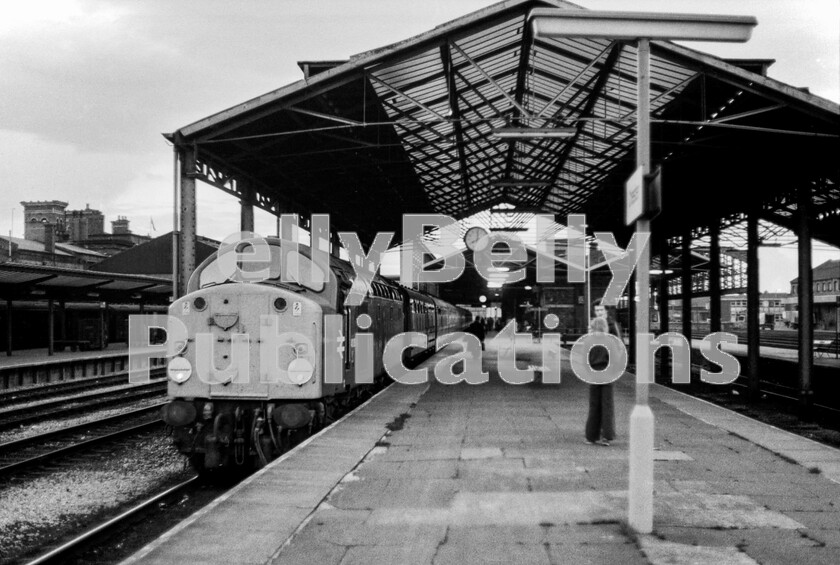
[625,166,644,225]
[625,165,663,226]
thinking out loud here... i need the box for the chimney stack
[43,223,56,254]
[112,216,131,235]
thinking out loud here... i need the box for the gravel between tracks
[0,398,165,445]
[0,431,191,564]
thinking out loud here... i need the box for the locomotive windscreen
[197,239,326,292]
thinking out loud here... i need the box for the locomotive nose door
[205,292,268,398]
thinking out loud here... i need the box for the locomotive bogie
[164,398,326,472]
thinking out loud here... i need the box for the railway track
[690,328,837,351]
[727,375,840,417]
[0,403,166,476]
[22,476,202,565]
[0,380,167,432]
[655,354,840,445]
[16,378,397,565]
[0,367,166,405]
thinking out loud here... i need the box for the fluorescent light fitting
[490,207,546,214]
[492,127,577,139]
[490,180,551,187]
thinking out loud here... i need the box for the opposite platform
[122,336,840,565]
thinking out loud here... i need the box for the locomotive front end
[160,238,334,472]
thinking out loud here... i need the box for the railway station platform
[122,337,840,565]
[693,339,840,367]
[0,343,133,390]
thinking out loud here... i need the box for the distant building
[787,259,840,329]
[667,292,789,327]
[80,217,151,256]
[64,204,105,241]
[22,200,69,243]
[0,235,105,269]
[18,201,151,261]
[721,292,788,325]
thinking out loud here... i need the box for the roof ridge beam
[536,42,624,207]
[504,12,534,182]
[441,41,472,209]
[450,41,532,120]
[535,40,615,118]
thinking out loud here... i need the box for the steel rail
[0,367,166,404]
[23,476,200,565]
[0,382,167,431]
[0,407,166,476]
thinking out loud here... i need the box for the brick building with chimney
[0,201,151,268]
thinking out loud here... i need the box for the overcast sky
[0,0,837,291]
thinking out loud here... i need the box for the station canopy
[0,264,171,305]
[167,0,839,249]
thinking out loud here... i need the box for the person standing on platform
[467,317,486,350]
[585,299,622,446]
[594,298,623,340]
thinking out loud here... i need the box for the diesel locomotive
[160,237,470,472]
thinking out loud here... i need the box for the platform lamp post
[529,10,756,533]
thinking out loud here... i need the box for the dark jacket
[467,320,485,341]
[588,344,610,371]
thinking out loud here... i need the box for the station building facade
[788,259,840,330]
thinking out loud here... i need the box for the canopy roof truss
[169,0,839,248]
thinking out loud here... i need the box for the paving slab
[638,535,760,565]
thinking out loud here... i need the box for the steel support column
[172,146,179,301]
[628,271,636,364]
[658,238,670,378]
[6,300,12,356]
[746,212,760,402]
[240,181,255,233]
[100,303,107,351]
[179,147,197,298]
[48,298,54,356]
[797,185,813,414]
[709,221,722,334]
[681,231,692,346]
[628,37,654,536]
[59,300,66,340]
[658,243,670,335]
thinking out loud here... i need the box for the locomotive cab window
[198,240,326,293]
